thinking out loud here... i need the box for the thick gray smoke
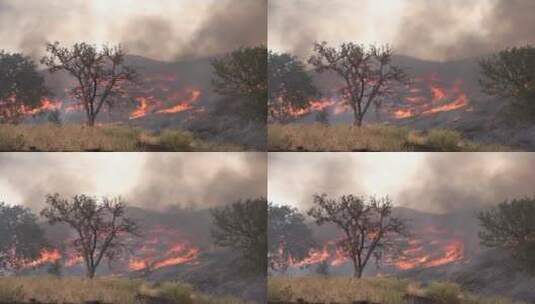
[398,153,535,213]
[0,154,93,211]
[130,152,267,209]
[395,0,535,61]
[0,153,266,211]
[268,153,366,209]
[0,0,266,61]
[269,0,535,61]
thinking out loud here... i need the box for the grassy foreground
[268,124,510,152]
[268,277,524,304]
[0,276,245,304]
[0,124,245,152]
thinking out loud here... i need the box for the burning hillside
[390,74,471,120]
[280,208,478,277]
[279,72,472,123]
[287,224,467,274]
[21,226,201,275]
[2,55,215,126]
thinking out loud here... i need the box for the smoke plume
[0,153,266,212]
[269,0,535,61]
[0,0,266,61]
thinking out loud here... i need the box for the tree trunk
[352,105,363,127]
[352,256,363,278]
[87,268,95,279]
[87,114,96,127]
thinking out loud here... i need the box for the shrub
[425,282,462,304]
[425,129,462,151]
[158,129,195,151]
[157,282,195,304]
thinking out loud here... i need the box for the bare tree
[41,42,137,126]
[307,194,408,278]
[40,193,139,279]
[308,42,407,126]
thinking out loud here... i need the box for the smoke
[398,153,535,213]
[395,0,535,61]
[268,153,366,209]
[130,152,267,209]
[0,0,266,61]
[0,154,93,211]
[178,0,267,60]
[269,0,535,61]
[269,153,535,214]
[0,153,267,212]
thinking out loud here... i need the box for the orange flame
[24,249,62,268]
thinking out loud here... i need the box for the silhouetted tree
[479,45,535,118]
[477,197,535,273]
[309,42,407,126]
[47,260,62,277]
[212,46,267,122]
[47,109,62,125]
[211,198,267,275]
[41,42,137,126]
[308,194,408,278]
[315,109,330,125]
[0,202,48,271]
[0,51,49,123]
[40,194,139,279]
[268,203,316,273]
[268,52,320,123]
[316,260,330,276]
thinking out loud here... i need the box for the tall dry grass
[0,276,245,304]
[0,124,245,151]
[268,123,510,152]
[268,276,525,304]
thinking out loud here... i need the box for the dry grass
[0,123,245,152]
[267,276,525,304]
[268,123,511,152]
[0,276,246,304]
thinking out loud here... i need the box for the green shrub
[158,129,195,151]
[425,129,462,151]
[158,282,195,304]
[425,282,461,304]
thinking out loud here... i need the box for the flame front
[23,249,62,268]
[392,75,470,119]
[288,225,466,273]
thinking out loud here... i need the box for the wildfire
[127,227,200,271]
[155,89,201,114]
[392,75,470,119]
[129,97,150,119]
[289,225,466,273]
[23,249,62,268]
[129,88,202,119]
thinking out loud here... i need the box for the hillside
[286,55,535,150]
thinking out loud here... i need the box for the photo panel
[0,152,267,303]
[0,0,267,151]
[268,152,535,303]
[268,0,535,152]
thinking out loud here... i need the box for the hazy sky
[269,153,535,213]
[0,153,266,211]
[269,0,535,61]
[0,0,267,61]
